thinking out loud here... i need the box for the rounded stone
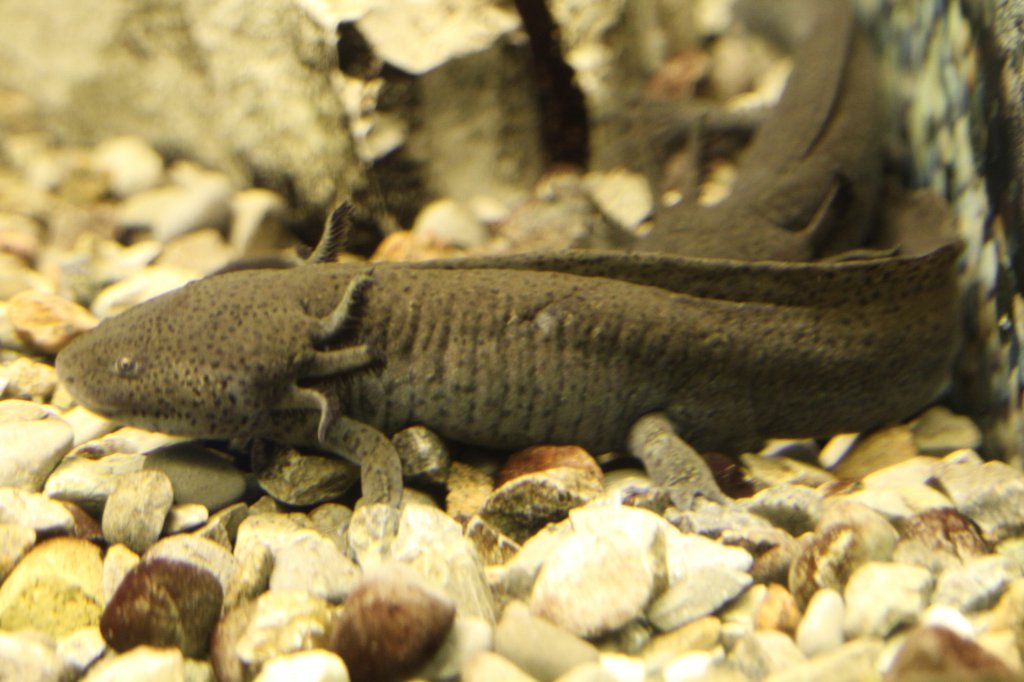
[142,442,248,512]
[7,289,97,354]
[100,557,223,657]
[254,650,349,682]
[101,470,174,553]
[329,562,455,682]
[0,400,73,491]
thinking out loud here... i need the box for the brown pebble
[7,290,97,354]
[329,562,455,682]
[497,444,602,487]
[886,625,1013,681]
[897,508,989,561]
[101,557,223,658]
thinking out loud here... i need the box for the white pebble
[254,650,349,682]
[92,136,164,197]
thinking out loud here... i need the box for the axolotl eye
[113,355,141,378]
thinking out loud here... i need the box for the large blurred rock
[0,0,360,213]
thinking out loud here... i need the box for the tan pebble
[371,230,458,263]
[0,211,43,262]
[755,583,801,634]
[498,444,602,486]
[830,425,918,479]
[7,290,97,354]
[446,461,494,523]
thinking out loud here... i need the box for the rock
[155,228,234,275]
[345,502,401,569]
[795,588,844,657]
[446,460,493,522]
[90,265,200,318]
[412,198,489,248]
[143,534,238,598]
[830,425,919,479]
[497,444,602,487]
[933,555,1015,612]
[116,161,232,241]
[911,406,983,454]
[481,465,603,543]
[211,591,334,682]
[418,614,494,681]
[329,562,455,682]
[270,531,362,602]
[737,484,822,536]
[934,460,1024,543]
[196,501,249,546]
[647,567,752,632]
[224,541,273,611]
[254,650,349,682]
[669,497,777,539]
[463,652,538,682]
[760,638,882,682]
[2,356,58,401]
[45,453,146,517]
[393,425,451,486]
[642,616,721,671]
[390,503,495,622]
[228,188,289,258]
[101,470,174,553]
[465,515,520,565]
[0,523,35,582]
[755,583,801,634]
[91,135,165,197]
[740,452,836,490]
[0,630,71,682]
[308,503,352,553]
[80,645,184,682]
[0,537,103,637]
[529,510,664,638]
[102,543,140,604]
[582,168,653,230]
[0,211,43,263]
[843,561,934,638]
[893,508,989,572]
[162,503,209,533]
[886,625,1013,681]
[6,290,96,353]
[141,442,248,512]
[729,630,806,680]
[494,601,599,681]
[253,446,359,506]
[0,486,75,535]
[100,558,222,657]
[56,625,107,677]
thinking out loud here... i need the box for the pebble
[162,503,208,533]
[143,533,238,597]
[932,555,1015,612]
[582,168,654,230]
[6,289,97,353]
[57,625,107,677]
[269,531,361,602]
[412,198,489,248]
[465,515,520,565]
[830,425,919,479]
[254,650,349,682]
[102,543,139,604]
[647,567,752,632]
[754,583,801,634]
[228,188,288,257]
[141,442,248,511]
[100,557,223,657]
[253,446,359,506]
[529,514,662,638]
[90,265,199,318]
[91,135,165,197]
[308,502,352,552]
[116,161,232,242]
[211,591,333,682]
[346,502,400,570]
[481,465,603,543]
[329,562,455,682]
[0,486,75,535]
[795,588,845,657]
[80,645,184,682]
[886,625,1013,680]
[0,211,43,262]
[2,356,58,401]
[418,614,494,680]
[933,460,1024,543]
[446,460,494,522]
[45,453,146,517]
[155,228,235,275]
[643,616,721,671]
[101,469,174,553]
[0,536,103,637]
[10,419,60,472]
[843,561,934,638]
[730,630,806,680]
[910,405,983,453]
[764,638,882,682]
[463,651,538,682]
[894,507,989,572]
[495,601,599,681]
[737,484,822,536]
[0,630,72,682]
[393,425,451,486]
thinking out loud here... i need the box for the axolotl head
[56,269,323,439]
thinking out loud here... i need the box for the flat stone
[729,630,806,680]
[0,399,73,490]
[529,515,663,638]
[253,446,359,506]
[80,644,184,682]
[495,601,599,681]
[911,405,983,454]
[895,508,990,575]
[6,289,97,353]
[142,442,248,512]
[211,591,333,682]
[463,651,538,682]
[101,470,174,553]
[795,588,845,658]
[843,561,934,638]
[0,536,103,637]
[737,484,822,536]
[270,531,361,602]
[0,630,71,682]
[933,555,1016,613]
[329,562,454,682]
[934,460,1024,544]
[101,557,223,657]
[761,638,882,682]
[481,466,603,543]
[393,425,451,486]
[45,453,146,517]
[831,425,919,479]
[254,650,349,682]
[647,567,752,632]
[0,487,75,535]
